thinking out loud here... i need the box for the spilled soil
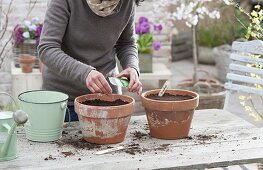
[132,131,148,140]
[44,155,56,161]
[186,134,218,144]
[61,151,74,157]
[146,93,194,101]
[122,143,171,155]
[195,134,217,141]
[55,138,101,150]
[81,99,129,106]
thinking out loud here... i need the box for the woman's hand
[86,70,112,94]
[116,67,142,95]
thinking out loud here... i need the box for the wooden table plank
[1,109,263,170]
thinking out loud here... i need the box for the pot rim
[18,90,69,104]
[74,93,135,109]
[141,89,199,103]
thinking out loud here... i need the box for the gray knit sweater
[38,0,139,104]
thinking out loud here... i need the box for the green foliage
[198,7,249,47]
[245,5,263,40]
[137,33,153,54]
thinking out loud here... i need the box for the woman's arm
[38,0,95,86]
[115,3,142,94]
[115,3,140,76]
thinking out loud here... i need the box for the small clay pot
[141,89,199,140]
[74,94,135,144]
[19,54,36,73]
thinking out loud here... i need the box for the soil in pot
[141,89,199,140]
[146,93,194,101]
[75,94,135,144]
[81,99,128,106]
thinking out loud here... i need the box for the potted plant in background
[19,54,36,73]
[153,0,227,110]
[135,16,162,73]
[198,7,247,65]
[222,1,263,126]
[12,17,43,68]
[211,7,249,82]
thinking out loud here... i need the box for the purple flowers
[153,42,161,51]
[154,24,163,34]
[12,18,43,46]
[136,21,150,34]
[136,16,163,54]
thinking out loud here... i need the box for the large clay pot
[141,89,199,140]
[74,94,135,144]
[213,44,232,82]
[19,54,36,73]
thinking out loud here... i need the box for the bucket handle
[61,102,71,126]
[0,92,19,110]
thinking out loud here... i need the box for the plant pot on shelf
[141,89,199,140]
[198,46,215,65]
[74,94,135,144]
[13,39,39,68]
[139,53,153,73]
[19,54,36,73]
[213,44,232,82]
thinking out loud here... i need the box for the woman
[38,0,143,121]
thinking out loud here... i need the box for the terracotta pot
[74,94,135,144]
[19,54,36,73]
[141,89,199,140]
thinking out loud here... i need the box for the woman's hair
[135,0,144,6]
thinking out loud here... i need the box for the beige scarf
[86,0,120,17]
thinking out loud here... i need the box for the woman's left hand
[116,67,142,95]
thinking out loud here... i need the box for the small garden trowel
[109,77,130,88]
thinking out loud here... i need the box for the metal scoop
[13,110,28,125]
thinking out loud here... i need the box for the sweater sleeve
[37,0,95,86]
[115,3,140,75]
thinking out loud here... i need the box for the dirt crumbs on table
[55,138,101,150]
[185,135,217,144]
[195,134,217,144]
[44,155,56,161]
[157,144,171,151]
[122,143,171,155]
[123,143,148,155]
[132,131,148,140]
[195,134,217,141]
[61,151,74,157]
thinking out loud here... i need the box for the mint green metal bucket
[18,90,68,142]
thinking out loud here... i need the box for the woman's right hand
[86,70,112,94]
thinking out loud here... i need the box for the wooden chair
[224,40,263,127]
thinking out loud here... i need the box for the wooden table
[2,109,263,170]
[139,63,172,88]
